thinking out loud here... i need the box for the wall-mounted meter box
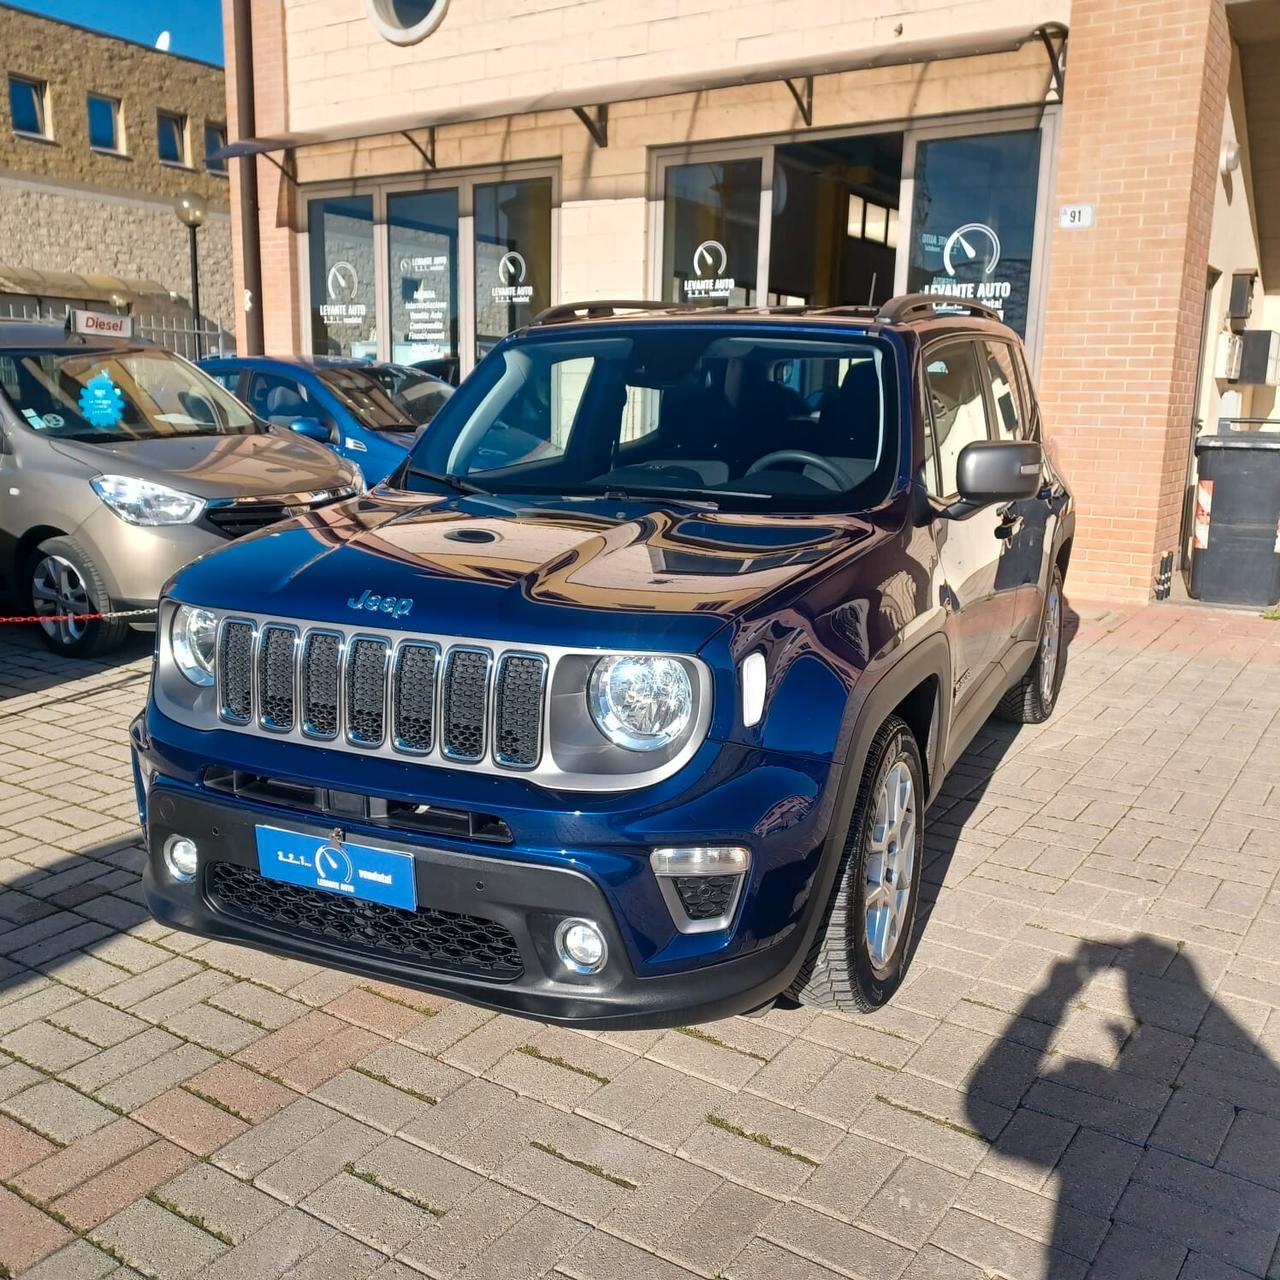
[1238,330,1280,386]
[1229,271,1257,324]
[1216,330,1242,380]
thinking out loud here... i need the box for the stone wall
[0,5,231,329]
[0,177,233,326]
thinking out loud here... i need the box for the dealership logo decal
[321,260,368,327]
[919,220,1011,316]
[685,238,734,301]
[491,249,533,304]
[942,223,1001,278]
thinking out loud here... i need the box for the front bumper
[134,708,844,1029]
[143,786,814,1028]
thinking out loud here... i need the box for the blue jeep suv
[133,296,1073,1027]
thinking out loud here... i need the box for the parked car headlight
[588,655,693,752]
[92,475,205,526]
[171,605,217,686]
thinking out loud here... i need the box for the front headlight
[588,655,693,752]
[171,605,217,686]
[92,475,205,526]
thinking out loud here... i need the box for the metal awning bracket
[261,151,297,187]
[572,104,608,148]
[400,126,437,169]
[784,75,814,126]
[1034,22,1067,101]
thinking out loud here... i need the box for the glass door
[308,195,377,358]
[388,188,459,366]
[473,176,553,360]
[897,113,1058,365]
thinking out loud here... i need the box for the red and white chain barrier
[0,607,157,625]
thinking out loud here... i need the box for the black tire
[791,715,925,1015]
[997,565,1064,725]
[27,536,129,658]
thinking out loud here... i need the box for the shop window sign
[906,130,1040,335]
[389,188,459,364]
[309,195,377,358]
[662,159,760,307]
[473,177,552,359]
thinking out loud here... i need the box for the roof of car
[0,321,152,353]
[201,354,394,371]
[521,295,1021,344]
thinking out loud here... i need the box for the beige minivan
[0,317,362,657]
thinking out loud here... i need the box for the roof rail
[875,293,1005,325]
[532,300,682,325]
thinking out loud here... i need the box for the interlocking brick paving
[1,604,1280,1278]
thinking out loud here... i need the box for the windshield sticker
[79,371,126,428]
[42,412,64,429]
[20,408,43,428]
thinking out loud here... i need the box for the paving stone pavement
[2,602,1280,1279]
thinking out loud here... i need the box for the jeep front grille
[217,619,547,772]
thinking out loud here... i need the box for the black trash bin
[1189,432,1280,606]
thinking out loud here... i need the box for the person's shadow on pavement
[966,937,1280,1279]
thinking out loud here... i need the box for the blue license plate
[255,825,417,912]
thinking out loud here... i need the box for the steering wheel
[746,450,851,490]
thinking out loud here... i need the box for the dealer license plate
[254,825,417,912]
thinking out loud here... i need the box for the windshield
[317,365,453,431]
[0,346,256,443]
[402,327,899,512]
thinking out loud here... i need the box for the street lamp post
[174,191,209,359]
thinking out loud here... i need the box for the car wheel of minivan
[997,565,1064,725]
[28,537,129,658]
[791,715,925,1015]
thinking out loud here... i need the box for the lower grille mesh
[674,874,739,921]
[206,861,523,981]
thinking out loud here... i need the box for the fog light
[555,918,607,975]
[163,835,199,882]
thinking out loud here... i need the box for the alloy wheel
[32,554,91,647]
[1039,581,1062,705]
[863,756,916,973]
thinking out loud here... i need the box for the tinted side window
[1012,345,1042,442]
[247,372,313,423]
[924,342,990,498]
[983,342,1026,442]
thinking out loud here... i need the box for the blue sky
[7,0,224,65]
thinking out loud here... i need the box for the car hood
[50,428,356,499]
[170,489,878,652]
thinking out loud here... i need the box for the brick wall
[1037,0,1230,601]
[224,0,300,355]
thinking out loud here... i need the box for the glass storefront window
[308,195,377,358]
[473,176,552,360]
[905,129,1041,335]
[388,189,459,365]
[661,159,760,307]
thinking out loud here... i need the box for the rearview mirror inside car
[945,441,1043,519]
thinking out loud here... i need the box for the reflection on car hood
[49,428,355,499]
[170,489,878,651]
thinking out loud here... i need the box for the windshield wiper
[402,465,488,496]
[598,485,772,509]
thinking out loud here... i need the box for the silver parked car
[0,318,362,657]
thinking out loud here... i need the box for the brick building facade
[222,0,1276,601]
[0,4,234,334]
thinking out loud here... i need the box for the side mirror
[944,441,1043,519]
[287,416,332,443]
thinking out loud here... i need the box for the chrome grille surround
[168,605,712,793]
